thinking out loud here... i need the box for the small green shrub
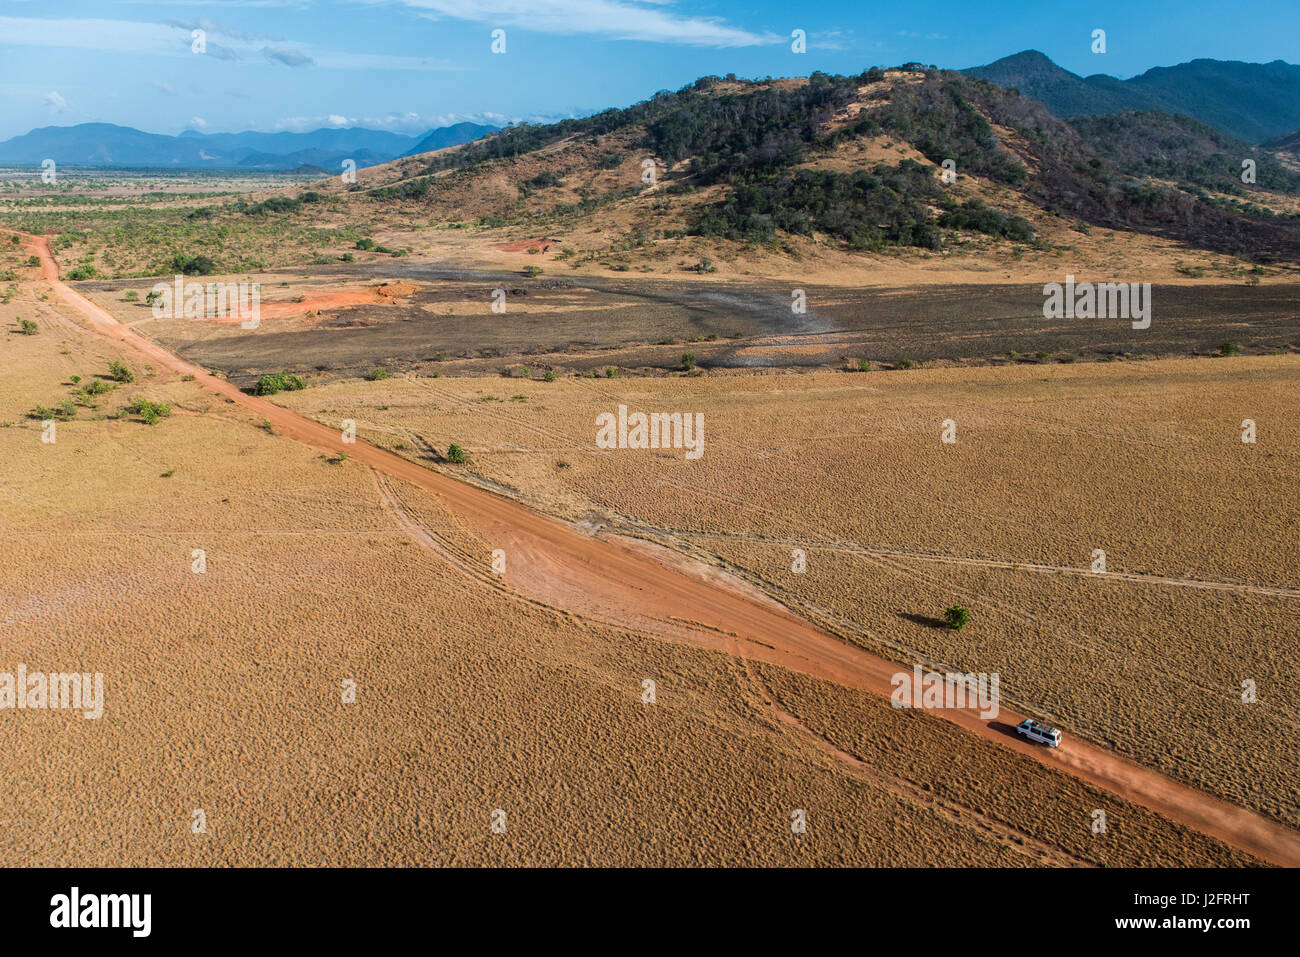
[170,253,215,276]
[446,443,466,464]
[255,372,307,395]
[122,395,172,425]
[943,605,971,631]
[524,171,563,189]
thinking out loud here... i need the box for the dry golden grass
[277,358,1300,828]
[0,277,1264,866]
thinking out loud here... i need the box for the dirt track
[12,228,1300,867]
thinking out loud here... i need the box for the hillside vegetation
[7,65,1300,277]
[357,67,1300,263]
[1069,111,1300,197]
[967,50,1300,144]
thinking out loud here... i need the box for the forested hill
[965,50,1300,144]
[266,67,1300,266]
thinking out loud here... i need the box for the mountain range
[338,64,1300,268]
[0,121,499,170]
[964,50,1300,144]
[4,50,1298,170]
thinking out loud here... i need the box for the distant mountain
[1262,129,1300,154]
[0,123,221,166]
[0,121,494,169]
[966,51,1162,117]
[965,51,1300,143]
[235,148,395,171]
[404,122,498,157]
[1124,59,1300,144]
[181,127,420,158]
[1069,111,1300,194]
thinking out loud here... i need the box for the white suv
[1015,718,1062,748]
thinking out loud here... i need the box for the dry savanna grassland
[3,65,1298,868]
[272,358,1300,830]
[0,239,1269,868]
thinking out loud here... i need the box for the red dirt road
[13,229,1299,867]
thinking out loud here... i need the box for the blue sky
[1,0,1297,140]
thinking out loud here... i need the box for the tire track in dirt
[632,526,1300,601]
[721,635,1094,867]
[10,227,1298,867]
[637,523,1300,733]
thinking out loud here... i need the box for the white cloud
[206,42,241,61]
[43,90,69,113]
[811,29,853,52]
[269,110,559,134]
[118,0,309,7]
[0,17,181,54]
[164,17,280,43]
[261,45,315,67]
[0,15,460,70]
[383,0,775,47]
[313,50,463,70]
[190,115,208,129]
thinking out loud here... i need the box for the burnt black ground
[81,265,1300,383]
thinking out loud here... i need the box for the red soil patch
[199,283,422,323]
[495,237,557,253]
[260,289,383,319]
